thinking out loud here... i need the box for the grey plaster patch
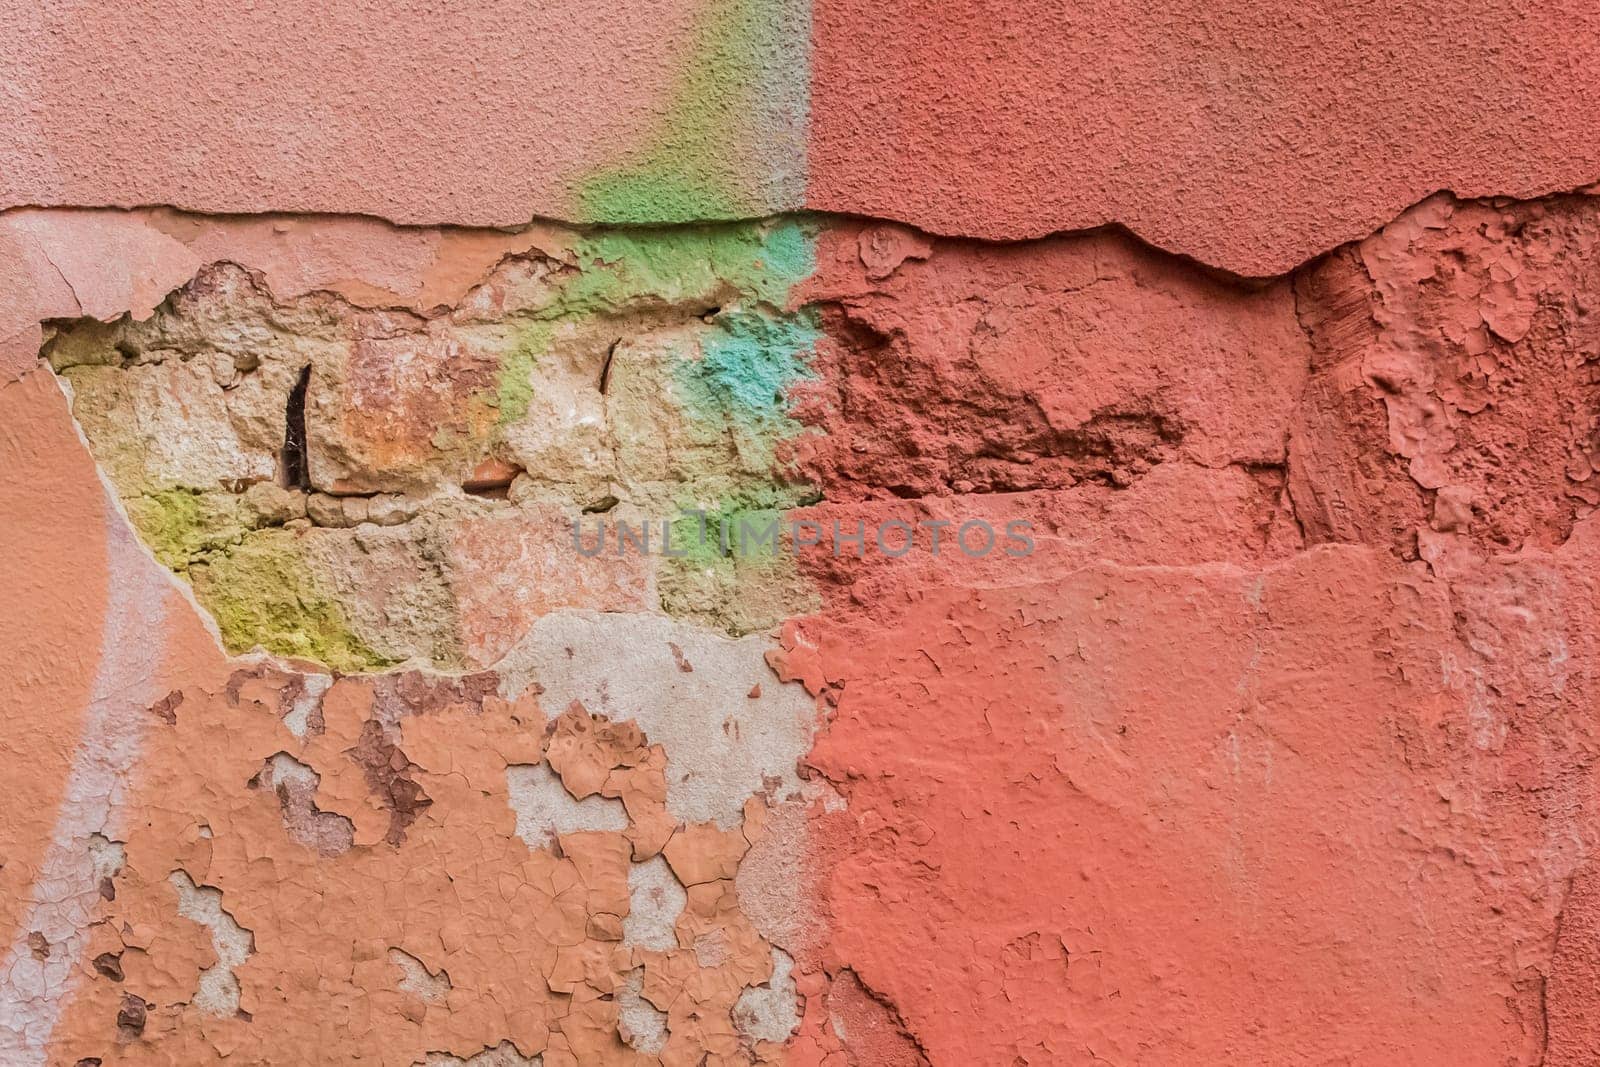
[418,1042,541,1067]
[734,947,801,1045]
[389,948,450,1003]
[282,673,332,738]
[617,968,669,1054]
[496,610,815,827]
[168,871,254,1017]
[504,761,628,849]
[623,855,686,952]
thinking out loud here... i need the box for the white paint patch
[496,611,816,827]
[169,870,254,1017]
[0,498,173,1061]
[504,761,627,849]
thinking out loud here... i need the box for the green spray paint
[494,322,551,426]
[562,217,813,314]
[656,488,820,634]
[676,306,819,467]
[490,219,813,414]
[503,218,825,635]
[574,0,810,222]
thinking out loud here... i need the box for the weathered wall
[6,0,1600,272]
[4,4,1600,1065]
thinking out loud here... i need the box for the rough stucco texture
[6,0,1600,272]
[7,5,1600,1067]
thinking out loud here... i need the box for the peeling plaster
[12,185,1600,1065]
[623,856,687,952]
[499,611,816,828]
[167,870,254,1018]
[505,762,629,850]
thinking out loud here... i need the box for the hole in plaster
[597,339,618,395]
[278,364,311,490]
[116,993,147,1039]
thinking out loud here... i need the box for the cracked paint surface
[3,218,826,1065]
[6,14,1600,1062]
[8,194,1600,1063]
[33,665,800,1064]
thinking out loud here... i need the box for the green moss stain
[123,490,390,671]
[92,216,827,659]
[574,0,810,222]
[126,489,204,569]
[125,489,250,570]
[191,533,392,673]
